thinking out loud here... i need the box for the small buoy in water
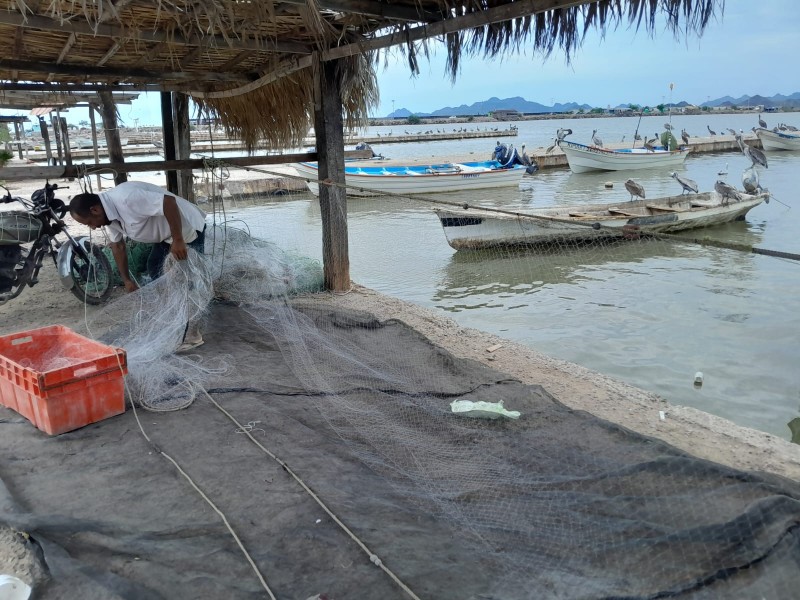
[604,181,614,189]
[694,371,704,387]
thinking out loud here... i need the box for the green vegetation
[656,104,666,114]
[0,149,13,167]
[0,125,10,143]
[589,107,604,114]
[407,114,421,125]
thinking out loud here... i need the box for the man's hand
[171,239,188,260]
[123,279,140,293]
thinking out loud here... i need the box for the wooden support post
[38,117,53,166]
[50,113,63,166]
[160,91,178,194]
[313,56,349,291]
[13,122,22,159]
[98,90,127,185]
[89,104,102,190]
[58,117,73,176]
[173,92,193,201]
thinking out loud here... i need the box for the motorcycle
[0,181,114,305]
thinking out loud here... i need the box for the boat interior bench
[607,207,641,217]
[690,201,717,208]
[646,204,685,212]
[568,212,602,218]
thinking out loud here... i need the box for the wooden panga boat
[755,128,800,151]
[434,190,769,250]
[558,140,690,173]
[293,160,527,196]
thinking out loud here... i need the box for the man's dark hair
[69,193,102,217]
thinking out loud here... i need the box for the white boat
[558,140,690,173]
[755,128,800,151]
[434,191,769,250]
[293,161,527,196]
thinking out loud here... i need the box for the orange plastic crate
[0,325,127,435]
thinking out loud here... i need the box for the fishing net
[3,161,799,599]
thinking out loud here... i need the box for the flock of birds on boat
[618,115,773,205]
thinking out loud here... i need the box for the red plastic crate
[0,325,127,435]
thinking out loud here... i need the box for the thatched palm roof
[0,1,721,148]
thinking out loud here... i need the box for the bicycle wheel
[69,244,114,304]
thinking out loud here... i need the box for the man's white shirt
[99,181,206,244]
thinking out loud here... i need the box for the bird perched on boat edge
[591,129,603,148]
[714,180,742,203]
[545,128,572,153]
[758,114,767,129]
[707,125,716,136]
[624,179,646,201]
[734,132,768,169]
[670,172,698,195]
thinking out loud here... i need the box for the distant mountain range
[387,93,800,118]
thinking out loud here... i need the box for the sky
[4,1,799,127]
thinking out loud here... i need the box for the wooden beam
[174,92,193,201]
[0,82,163,93]
[11,25,23,80]
[161,92,178,193]
[313,55,350,292]
[281,0,440,21]
[0,58,250,82]
[194,0,582,98]
[97,40,124,67]
[0,150,372,180]
[323,0,586,61]
[98,90,127,185]
[0,12,311,55]
[217,51,252,72]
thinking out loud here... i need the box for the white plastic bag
[450,399,520,420]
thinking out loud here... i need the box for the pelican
[634,133,642,141]
[591,129,603,147]
[520,144,533,166]
[741,167,763,195]
[735,132,768,169]
[670,171,698,195]
[546,128,572,153]
[714,180,742,203]
[664,123,673,131]
[726,128,737,136]
[717,162,728,175]
[681,129,690,145]
[643,137,657,152]
[624,179,646,201]
[758,114,767,129]
[707,125,716,136]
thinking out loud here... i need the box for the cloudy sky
[5,1,799,126]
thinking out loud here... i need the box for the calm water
[225,113,800,440]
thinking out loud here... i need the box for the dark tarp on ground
[1,302,799,599]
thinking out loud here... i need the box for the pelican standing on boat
[591,129,603,148]
[546,128,572,153]
[707,125,716,136]
[758,114,767,129]
[670,171,698,194]
[715,180,742,203]
[735,132,768,169]
[624,179,646,201]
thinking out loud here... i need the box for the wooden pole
[98,90,127,185]
[160,92,178,194]
[12,121,22,159]
[58,117,74,177]
[89,104,102,190]
[38,117,53,166]
[50,112,63,166]
[173,92,193,201]
[312,55,349,291]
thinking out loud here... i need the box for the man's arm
[162,194,187,260]
[110,240,138,293]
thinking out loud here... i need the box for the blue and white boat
[558,139,690,173]
[293,160,527,196]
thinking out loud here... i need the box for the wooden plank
[174,92,193,201]
[0,149,372,181]
[37,116,53,166]
[58,117,73,175]
[314,55,350,292]
[607,208,640,217]
[88,104,102,191]
[646,204,683,212]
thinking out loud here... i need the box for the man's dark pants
[146,226,206,281]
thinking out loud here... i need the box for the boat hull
[293,161,526,196]
[434,191,768,250]
[559,140,690,173]
[755,128,800,151]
